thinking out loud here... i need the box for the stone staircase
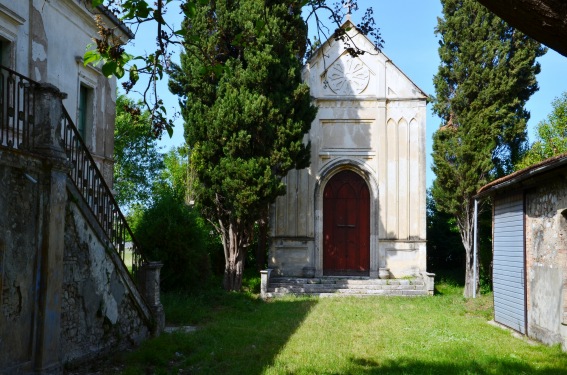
[263,275,433,298]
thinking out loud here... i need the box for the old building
[269,21,428,280]
[477,153,567,350]
[0,0,130,184]
[0,1,161,374]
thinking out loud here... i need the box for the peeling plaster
[31,40,47,62]
[34,67,41,82]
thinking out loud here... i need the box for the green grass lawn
[116,278,567,375]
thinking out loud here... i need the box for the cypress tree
[431,0,545,297]
[169,0,317,291]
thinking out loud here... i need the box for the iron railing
[61,108,147,274]
[0,64,147,276]
[0,65,36,151]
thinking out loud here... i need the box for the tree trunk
[223,250,245,291]
[255,210,269,271]
[220,218,250,291]
[476,0,567,57]
[459,206,479,298]
[463,240,478,298]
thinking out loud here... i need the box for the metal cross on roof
[343,0,353,15]
[343,0,354,20]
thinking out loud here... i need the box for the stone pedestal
[379,268,391,279]
[260,269,273,299]
[138,262,165,335]
[302,266,316,278]
[423,272,436,296]
[32,83,68,160]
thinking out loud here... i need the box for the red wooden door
[323,170,370,276]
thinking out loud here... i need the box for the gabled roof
[306,19,428,98]
[476,153,567,198]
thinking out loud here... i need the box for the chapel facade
[269,21,427,279]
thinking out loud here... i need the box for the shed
[477,153,567,349]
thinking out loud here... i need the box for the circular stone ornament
[327,55,370,95]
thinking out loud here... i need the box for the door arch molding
[313,158,381,278]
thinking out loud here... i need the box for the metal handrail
[61,108,148,274]
[0,64,148,275]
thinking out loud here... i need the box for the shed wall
[524,179,567,348]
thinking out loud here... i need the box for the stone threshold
[261,272,435,299]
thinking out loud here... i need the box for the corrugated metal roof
[476,152,567,198]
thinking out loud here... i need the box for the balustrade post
[32,83,70,374]
[32,83,68,159]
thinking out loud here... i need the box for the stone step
[264,289,428,298]
[268,283,422,291]
[265,276,428,298]
[269,277,424,286]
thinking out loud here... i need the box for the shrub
[133,190,216,292]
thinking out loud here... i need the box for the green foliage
[517,91,567,169]
[122,143,224,290]
[170,0,315,224]
[113,95,163,209]
[169,0,317,290]
[426,190,464,273]
[431,0,544,296]
[427,190,494,292]
[133,190,217,292]
[152,146,193,200]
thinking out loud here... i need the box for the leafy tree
[426,191,464,275]
[130,144,222,291]
[516,92,567,169]
[431,0,545,297]
[168,0,318,291]
[133,190,214,292]
[153,145,194,201]
[113,94,163,209]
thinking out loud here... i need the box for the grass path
[114,281,567,375]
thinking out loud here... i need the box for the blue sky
[123,1,567,188]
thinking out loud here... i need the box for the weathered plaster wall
[0,74,154,373]
[1,151,152,373]
[0,0,120,187]
[62,202,150,364]
[525,180,567,349]
[0,151,41,372]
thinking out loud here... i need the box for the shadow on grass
[333,355,567,374]
[433,267,465,296]
[121,289,318,375]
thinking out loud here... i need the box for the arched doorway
[323,170,370,276]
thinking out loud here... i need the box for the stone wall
[0,151,42,372]
[525,179,567,349]
[0,151,155,374]
[0,85,158,374]
[61,196,151,365]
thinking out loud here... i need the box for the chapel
[269,20,427,279]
